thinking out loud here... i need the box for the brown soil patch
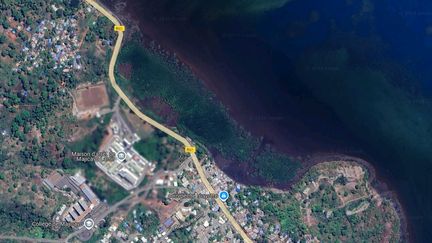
[6,31,17,41]
[140,195,179,220]
[138,97,179,126]
[382,222,393,243]
[73,83,110,117]
[304,207,318,227]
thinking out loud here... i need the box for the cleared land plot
[73,83,110,118]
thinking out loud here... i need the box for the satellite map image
[0,0,432,242]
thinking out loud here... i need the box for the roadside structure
[43,171,101,223]
[95,112,155,190]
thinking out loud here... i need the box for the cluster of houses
[17,10,82,72]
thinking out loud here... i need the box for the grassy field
[90,171,129,204]
[133,130,183,171]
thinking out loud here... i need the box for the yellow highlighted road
[184,146,196,153]
[85,1,252,242]
[114,25,125,31]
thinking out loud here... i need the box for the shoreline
[103,2,410,241]
[303,154,410,242]
[101,0,359,157]
[218,151,409,242]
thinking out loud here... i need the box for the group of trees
[132,130,182,171]
[0,0,127,239]
[169,227,193,243]
[0,14,76,167]
[0,0,78,26]
[124,204,160,237]
[235,187,307,242]
[253,149,300,184]
[292,164,401,242]
[5,73,66,160]
[88,16,115,42]
[0,200,65,239]
[1,40,22,60]
[118,43,237,148]
[118,42,302,184]
[236,174,397,242]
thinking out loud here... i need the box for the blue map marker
[219,191,229,202]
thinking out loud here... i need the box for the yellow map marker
[184,146,196,154]
[114,25,125,32]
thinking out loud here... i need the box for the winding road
[85,0,252,242]
[0,1,252,242]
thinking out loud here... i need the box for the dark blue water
[373,0,432,91]
[257,0,360,56]
[252,0,432,241]
[105,0,432,240]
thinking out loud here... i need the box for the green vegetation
[86,213,114,243]
[0,201,60,238]
[300,163,400,242]
[133,130,183,171]
[0,0,123,238]
[133,131,173,162]
[67,114,112,154]
[236,161,401,242]
[117,43,257,161]
[79,15,115,83]
[237,187,307,241]
[134,138,161,161]
[169,227,194,243]
[121,204,160,237]
[253,148,300,183]
[117,42,300,184]
[310,182,340,211]
[90,173,129,204]
[87,16,116,43]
